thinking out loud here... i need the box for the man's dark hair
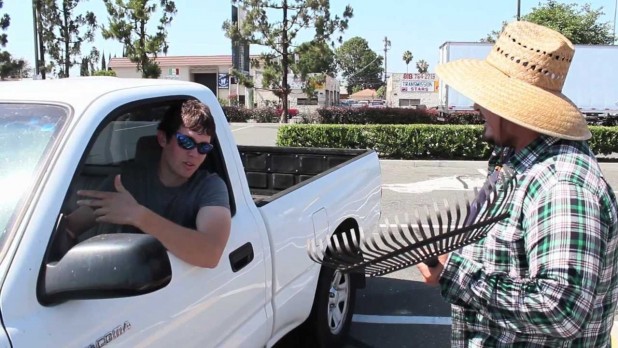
[158,99,216,139]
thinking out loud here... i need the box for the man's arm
[78,175,232,268]
[134,206,231,268]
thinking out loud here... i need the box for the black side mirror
[38,233,171,306]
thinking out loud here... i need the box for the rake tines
[307,167,517,277]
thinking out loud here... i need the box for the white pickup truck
[0,78,382,347]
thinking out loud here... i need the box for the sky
[2,0,617,77]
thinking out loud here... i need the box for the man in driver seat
[64,99,231,268]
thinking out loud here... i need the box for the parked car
[0,77,382,347]
[339,99,355,107]
[351,100,369,108]
[368,100,386,108]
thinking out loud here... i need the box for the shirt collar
[507,135,560,173]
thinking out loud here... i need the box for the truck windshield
[0,104,67,250]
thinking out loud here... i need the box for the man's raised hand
[77,175,144,227]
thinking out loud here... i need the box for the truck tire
[307,265,356,347]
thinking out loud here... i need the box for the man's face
[159,126,212,181]
[476,104,503,146]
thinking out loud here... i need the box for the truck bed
[237,145,371,206]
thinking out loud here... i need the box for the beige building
[110,55,249,104]
[385,72,440,108]
[109,55,340,112]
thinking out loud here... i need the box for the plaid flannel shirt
[440,135,618,347]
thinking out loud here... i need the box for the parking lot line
[353,314,451,325]
[230,125,254,132]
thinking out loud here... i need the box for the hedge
[276,124,618,160]
[222,105,484,125]
[222,106,279,123]
[316,107,484,125]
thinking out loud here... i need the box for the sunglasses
[175,132,214,155]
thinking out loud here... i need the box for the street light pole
[517,0,521,21]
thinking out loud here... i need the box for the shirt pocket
[484,219,528,278]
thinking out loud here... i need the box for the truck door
[0,97,270,347]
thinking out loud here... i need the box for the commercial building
[110,55,249,104]
[385,72,440,108]
[109,55,340,112]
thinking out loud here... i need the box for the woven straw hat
[436,21,591,140]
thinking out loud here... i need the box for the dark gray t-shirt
[101,163,230,233]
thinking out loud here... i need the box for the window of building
[296,98,318,106]
[399,99,421,107]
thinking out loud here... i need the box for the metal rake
[307,167,518,277]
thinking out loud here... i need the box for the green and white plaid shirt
[440,135,618,347]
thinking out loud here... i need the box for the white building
[109,55,340,112]
[385,72,440,108]
[110,55,247,104]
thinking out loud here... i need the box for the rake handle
[424,256,439,267]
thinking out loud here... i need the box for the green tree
[293,40,336,97]
[294,41,336,77]
[0,0,9,47]
[93,69,116,76]
[336,36,383,94]
[376,85,385,99]
[0,0,27,79]
[223,0,353,122]
[101,49,106,70]
[37,0,97,78]
[416,59,429,73]
[86,46,99,75]
[102,0,177,78]
[79,56,89,76]
[402,50,412,73]
[0,52,25,80]
[482,1,614,44]
[523,1,613,44]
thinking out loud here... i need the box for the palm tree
[416,59,429,73]
[402,50,413,73]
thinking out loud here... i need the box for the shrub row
[222,106,279,123]
[276,124,618,160]
[277,124,491,159]
[316,107,434,124]
[316,107,484,125]
[222,105,483,125]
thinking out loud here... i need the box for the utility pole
[517,0,521,21]
[383,36,391,83]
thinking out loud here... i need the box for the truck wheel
[308,266,356,347]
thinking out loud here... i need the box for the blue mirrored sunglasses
[175,132,214,155]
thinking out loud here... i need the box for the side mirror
[38,233,171,306]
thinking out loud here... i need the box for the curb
[379,159,618,168]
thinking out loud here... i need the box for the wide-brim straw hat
[436,21,591,140]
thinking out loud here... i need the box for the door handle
[229,242,254,272]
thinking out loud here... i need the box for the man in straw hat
[417,21,618,347]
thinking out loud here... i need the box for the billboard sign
[401,73,437,92]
